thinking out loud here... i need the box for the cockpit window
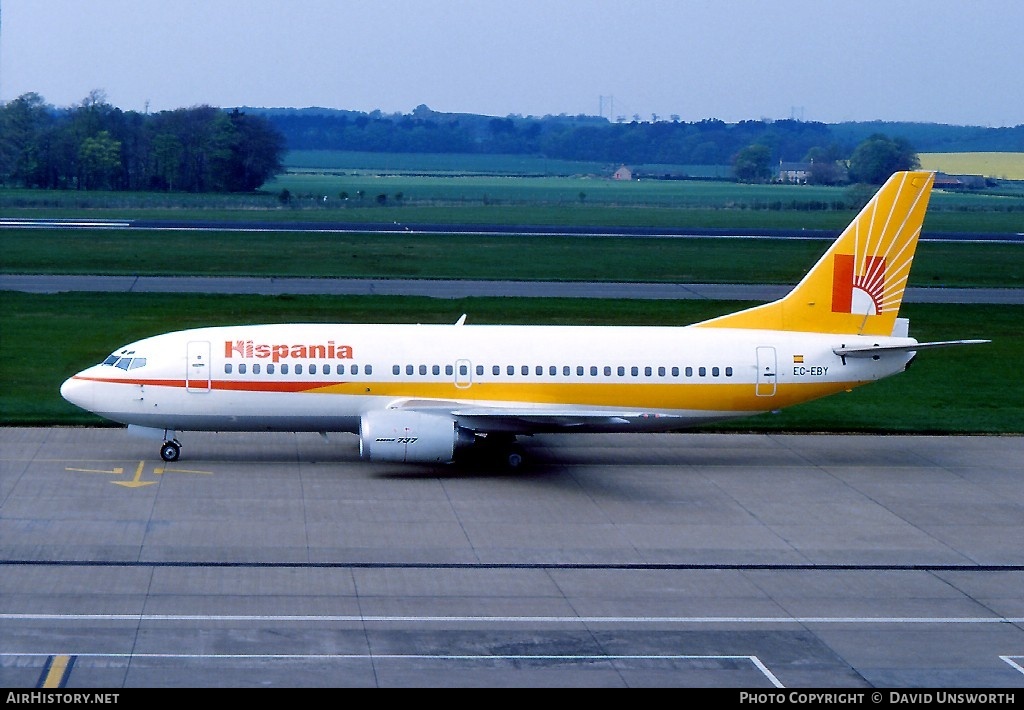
[104,349,145,370]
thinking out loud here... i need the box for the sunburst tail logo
[692,171,933,335]
[832,254,886,315]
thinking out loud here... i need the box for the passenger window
[618,366,625,376]
[267,364,275,374]
[323,364,330,375]
[239,364,247,374]
[445,365,453,376]
[365,365,371,374]
[699,367,706,377]
[493,365,500,375]
[225,364,233,374]
[522,365,529,376]
[725,367,733,377]
[658,367,665,377]
[352,365,360,375]
[507,365,515,376]
[253,364,261,374]
[393,365,400,375]
[536,366,543,376]
[406,365,414,375]
[712,367,720,377]
[644,367,652,377]
[631,366,638,376]
[282,364,289,374]
[563,366,570,376]
[672,367,679,377]
[419,365,427,376]
[549,366,557,376]
[459,364,468,376]
[590,366,598,376]
[576,366,584,376]
[309,364,317,375]
[295,364,302,375]
[604,366,611,376]
[685,367,693,377]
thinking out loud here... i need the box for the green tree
[732,144,772,182]
[151,133,184,190]
[78,130,122,189]
[848,134,919,184]
[0,92,53,186]
[220,109,286,191]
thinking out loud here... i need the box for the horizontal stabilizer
[833,339,990,358]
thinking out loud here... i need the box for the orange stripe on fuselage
[71,374,345,394]
[310,379,863,412]
[73,376,867,413]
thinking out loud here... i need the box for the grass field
[2,292,1019,433]
[284,150,736,179]
[3,190,1023,237]
[4,229,1022,287]
[295,150,1024,183]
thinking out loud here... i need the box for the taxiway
[2,427,1022,688]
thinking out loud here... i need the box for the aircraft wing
[393,399,685,433]
[453,407,641,430]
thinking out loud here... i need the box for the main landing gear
[160,439,182,462]
[473,433,525,470]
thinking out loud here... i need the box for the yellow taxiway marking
[40,654,73,688]
[65,460,213,486]
[153,466,213,475]
[65,466,125,475]
[113,461,156,488]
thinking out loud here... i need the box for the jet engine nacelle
[359,409,475,463]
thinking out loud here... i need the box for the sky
[2,0,1022,128]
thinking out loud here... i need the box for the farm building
[777,161,811,183]
[613,165,633,180]
[933,172,988,189]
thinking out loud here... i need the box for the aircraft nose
[60,375,94,411]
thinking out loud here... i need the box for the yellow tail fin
[696,170,935,336]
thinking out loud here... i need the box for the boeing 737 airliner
[61,171,987,467]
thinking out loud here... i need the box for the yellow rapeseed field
[918,152,1024,180]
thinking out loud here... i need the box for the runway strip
[3,274,1022,303]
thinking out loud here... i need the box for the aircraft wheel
[160,441,181,462]
[506,450,524,469]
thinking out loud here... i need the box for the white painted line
[3,613,1023,624]
[0,653,785,686]
[1001,656,1024,676]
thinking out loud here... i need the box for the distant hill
[829,121,1024,153]
[244,106,1024,165]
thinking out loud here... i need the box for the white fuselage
[61,322,915,435]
